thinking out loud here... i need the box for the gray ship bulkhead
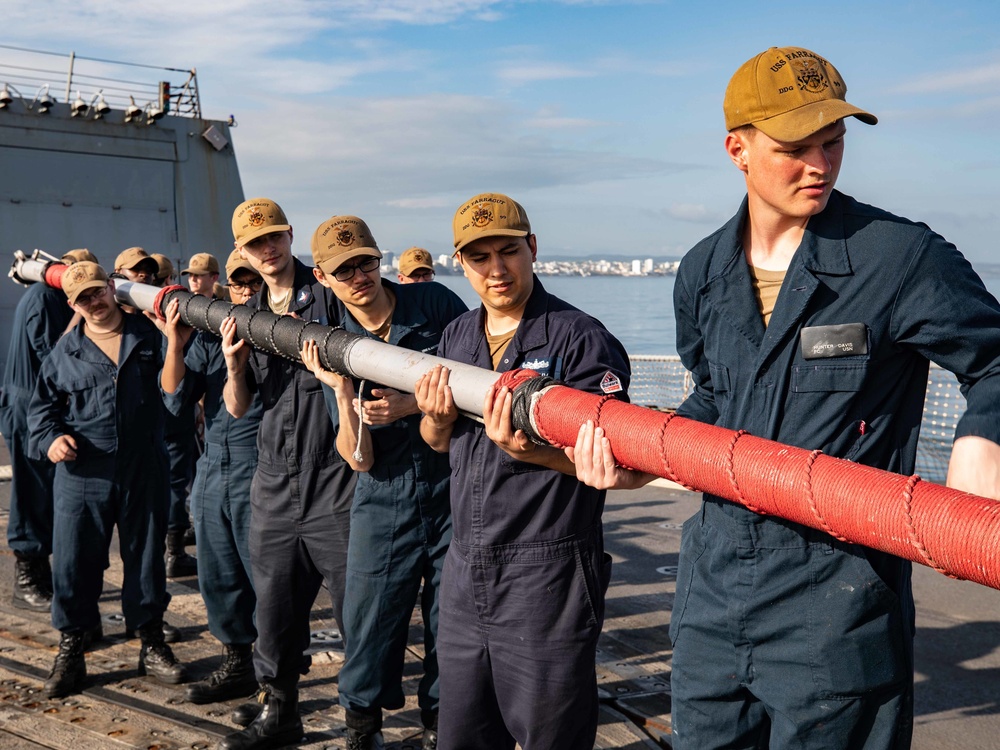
[0,101,244,374]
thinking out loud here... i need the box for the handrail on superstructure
[0,43,201,119]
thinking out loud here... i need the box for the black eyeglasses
[332,256,380,282]
[229,279,263,292]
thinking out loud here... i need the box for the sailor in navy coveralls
[571,47,1000,750]
[28,262,187,698]
[220,199,356,750]
[162,250,265,705]
[416,193,631,750]
[302,215,467,749]
[1,250,84,612]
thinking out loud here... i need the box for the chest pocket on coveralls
[64,376,101,421]
[792,361,870,460]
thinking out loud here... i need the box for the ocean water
[436,265,1000,358]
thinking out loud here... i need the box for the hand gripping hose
[12,255,1000,590]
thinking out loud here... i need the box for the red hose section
[533,383,1000,590]
[44,263,68,289]
[495,369,541,391]
[152,284,187,321]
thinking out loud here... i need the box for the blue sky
[5,0,999,264]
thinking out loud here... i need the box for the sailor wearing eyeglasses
[161,249,266,706]
[301,216,466,749]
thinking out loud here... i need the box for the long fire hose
[12,252,1000,590]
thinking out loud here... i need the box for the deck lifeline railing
[628,356,962,485]
[0,44,201,119]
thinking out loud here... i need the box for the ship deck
[0,453,997,749]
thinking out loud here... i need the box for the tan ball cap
[232,198,291,246]
[182,252,220,276]
[399,247,434,276]
[724,46,877,142]
[453,192,530,255]
[62,261,109,304]
[61,249,97,265]
[311,216,382,276]
[114,246,156,272]
[225,249,258,280]
[151,253,174,281]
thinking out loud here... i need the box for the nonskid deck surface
[0,473,681,749]
[1,467,999,750]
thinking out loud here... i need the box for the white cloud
[662,203,727,224]
[891,61,1000,95]
[385,197,453,208]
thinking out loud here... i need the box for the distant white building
[631,259,642,275]
[643,258,654,273]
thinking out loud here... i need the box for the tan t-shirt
[266,286,292,316]
[487,329,516,370]
[748,266,786,327]
[84,319,124,366]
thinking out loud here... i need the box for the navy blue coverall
[434,278,631,750]
[1,284,73,558]
[331,279,466,729]
[240,258,356,692]
[670,191,1000,750]
[161,340,199,536]
[27,313,171,633]
[164,330,262,645]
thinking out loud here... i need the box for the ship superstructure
[0,44,244,372]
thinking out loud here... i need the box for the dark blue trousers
[2,395,54,557]
[165,433,197,531]
[437,529,611,750]
[338,470,451,715]
[668,499,914,750]
[249,461,354,692]
[191,442,257,645]
[51,453,171,633]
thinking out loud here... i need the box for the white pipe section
[342,337,500,417]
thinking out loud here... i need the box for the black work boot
[43,632,86,698]
[421,709,438,750]
[12,552,52,611]
[219,686,304,750]
[231,683,269,727]
[129,620,181,643]
[166,530,198,578]
[346,708,385,750]
[137,619,189,684]
[185,643,256,704]
[81,622,104,651]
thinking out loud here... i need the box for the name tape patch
[800,323,868,360]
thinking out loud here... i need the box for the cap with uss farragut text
[399,247,434,276]
[182,253,220,276]
[724,46,877,142]
[62,261,109,305]
[453,192,530,255]
[114,246,156,272]
[61,249,97,265]
[232,198,291,246]
[311,216,382,276]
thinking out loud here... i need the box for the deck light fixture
[33,84,53,113]
[0,84,12,109]
[125,95,141,123]
[93,91,110,118]
[71,91,87,117]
